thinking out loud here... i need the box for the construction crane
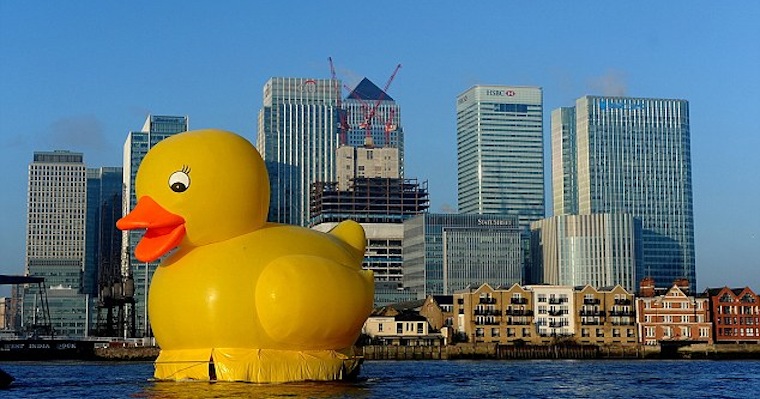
[328,57,350,145]
[358,64,401,145]
[384,108,397,146]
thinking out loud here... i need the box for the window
[378,323,383,332]
[417,323,424,334]
[397,324,403,334]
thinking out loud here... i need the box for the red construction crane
[328,57,350,145]
[359,64,401,144]
[384,108,397,146]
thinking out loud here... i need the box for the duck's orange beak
[117,196,186,263]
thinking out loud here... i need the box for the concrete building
[529,285,576,338]
[553,96,695,291]
[456,85,544,231]
[530,214,641,291]
[705,286,760,343]
[636,278,712,345]
[403,214,522,296]
[25,150,88,337]
[336,145,400,191]
[123,115,188,336]
[257,77,341,227]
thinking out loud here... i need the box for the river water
[1,359,758,398]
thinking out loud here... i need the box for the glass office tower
[123,115,188,336]
[551,107,578,216]
[554,96,695,291]
[257,77,340,226]
[456,85,544,231]
[403,213,522,296]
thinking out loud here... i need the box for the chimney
[639,277,656,297]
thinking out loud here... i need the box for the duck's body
[150,222,373,352]
[117,129,373,383]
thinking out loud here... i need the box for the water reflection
[136,379,370,399]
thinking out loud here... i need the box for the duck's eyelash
[181,165,191,174]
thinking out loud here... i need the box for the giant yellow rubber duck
[117,129,374,383]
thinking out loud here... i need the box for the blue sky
[1,1,758,296]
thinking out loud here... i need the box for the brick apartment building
[705,286,760,343]
[635,278,712,345]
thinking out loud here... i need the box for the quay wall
[361,343,760,360]
[89,343,760,361]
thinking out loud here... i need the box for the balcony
[549,297,568,305]
[614,298,632,306]
[580,310,606,317]
[505,309,534,316]
[479,297,497,305]
[548,309,565,316]
[549,321,568,328]
[609,310,635,317]
[584,298,601,305]
[474,309,502,316]
[511,297,528,305]
[581,320,601,326]
[507,318,530,325]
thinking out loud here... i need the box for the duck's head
[117,129,270,263]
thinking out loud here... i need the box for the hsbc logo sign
[485,89,516,96]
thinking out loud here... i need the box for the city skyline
[1,3,758,295]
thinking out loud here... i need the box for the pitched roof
[347,78,394,102]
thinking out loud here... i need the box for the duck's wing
[328,220,366,264]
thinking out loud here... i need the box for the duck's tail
[329,220,366,265]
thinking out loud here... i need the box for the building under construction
[310,177,428,225]
[310,177,428,306]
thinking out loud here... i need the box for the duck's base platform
[155,348,362,383]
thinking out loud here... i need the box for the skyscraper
[553,96,695,291]
[343,78,404,171]
[123,115,188,336]
[257,77,340,226]
[456,85,544,231]
[551,107,578,216]
[25,150,88,337]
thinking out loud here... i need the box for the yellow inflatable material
[117,129,374,383]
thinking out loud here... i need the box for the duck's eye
[168,171,190,193]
